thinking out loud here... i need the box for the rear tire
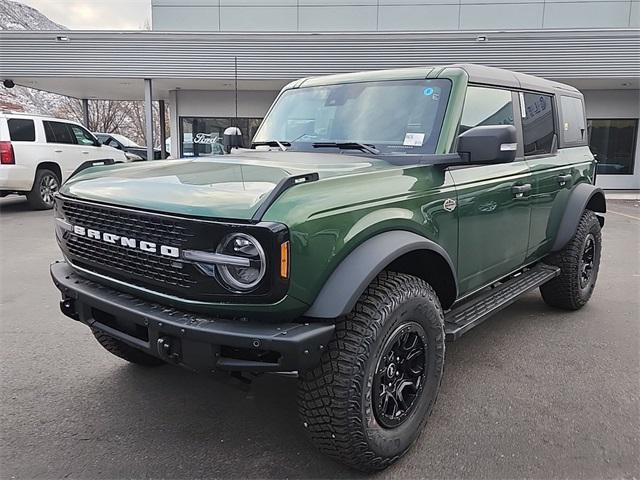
[26,168,60,210]
[540,209,602,310]
[297,271,445,471]
[92,329,165,366]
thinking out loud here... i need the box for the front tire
[26,168,60,210]
[540,209,602,310]
[297,272,445,471]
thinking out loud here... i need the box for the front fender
[304,230,457,319]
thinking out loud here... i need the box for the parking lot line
[608,210,640,221]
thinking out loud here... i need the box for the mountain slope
[0,0,66,30]
[0,0,67,114]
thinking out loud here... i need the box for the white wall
[176,90,278,118]
[152,0,638,31]
[584,89,640,190]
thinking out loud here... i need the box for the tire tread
[298,271,445,471]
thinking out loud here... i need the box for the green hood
[60,151,396,220]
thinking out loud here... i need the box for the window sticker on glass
[403,133,425,146]
[423,87,441,101]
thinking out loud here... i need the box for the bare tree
[55,99,131,134]
[1,85,169,149]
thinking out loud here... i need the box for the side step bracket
[444,263,560,341]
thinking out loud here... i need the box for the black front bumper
[51,261,334,372]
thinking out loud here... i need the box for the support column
[158,99,167,159]
[81,98,90,130]
[168,89,180,158]
[144,79,154,161]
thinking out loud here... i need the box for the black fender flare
[304,230,457,319]
[551,183,606,252]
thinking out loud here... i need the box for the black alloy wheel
[579,233,596,290]
[373,322,428,428]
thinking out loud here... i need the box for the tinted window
[43,121,76,145]
[589,119,637,175]
[181,117,262,157]
[70,124,97,146]
[105,137,122,148]
[521,92,555,155]
[460,86,514,134]
[8,118,35,142]
[560,96,587,145]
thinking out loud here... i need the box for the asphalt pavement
[1,196,638,479]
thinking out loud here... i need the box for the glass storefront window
[588,119,638,175]
[180,117,262,157]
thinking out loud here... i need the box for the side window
[520,92,555,156]
[105,137,121,149]
[460,86,514,134]
[43,121,76,145]
[560,96,587,145]
[8,119,35,141]
[70,124,97,146]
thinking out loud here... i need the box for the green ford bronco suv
[51,64,605,471]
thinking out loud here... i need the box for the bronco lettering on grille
[72,225,180,258]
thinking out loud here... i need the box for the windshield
[254,79,451,155]
[110,133,141,147]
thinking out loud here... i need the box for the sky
[19,0,151,30]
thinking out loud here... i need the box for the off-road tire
[540,209,602,310]
[92,329,165,366]
[297,271,445,472]
[26,168,60,210]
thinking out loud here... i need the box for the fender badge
[443,198,457,212]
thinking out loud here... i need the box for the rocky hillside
[0,0,66,30]
[0,0,68,115]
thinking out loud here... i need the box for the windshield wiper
[253,140,290,151]
[312,142,379,155]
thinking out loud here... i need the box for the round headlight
[216,233,266,292]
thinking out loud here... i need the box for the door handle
[557,174,572,187]
[82,151,89,155]
[54,149,63,153]
[512,183,532,198]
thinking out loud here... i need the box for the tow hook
[157,337,181,363]
[60,297,79,321]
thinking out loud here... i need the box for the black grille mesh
[61,200,197,290]
[62,200,194,246]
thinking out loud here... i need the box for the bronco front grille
[61,199,198,291]
[61,200,195,247]
[55,197,290,304]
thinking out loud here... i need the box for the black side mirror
[457,125,517,164]
[223,127,243,154]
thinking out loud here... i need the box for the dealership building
[0,0,638,190]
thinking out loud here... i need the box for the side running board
[444,263,560,341]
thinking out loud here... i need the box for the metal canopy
[0,29,638,101]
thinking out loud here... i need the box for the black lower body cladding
[50,261,334,372]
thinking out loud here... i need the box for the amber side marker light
[280,241,290,279]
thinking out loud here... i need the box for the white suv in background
[0,112,128,210]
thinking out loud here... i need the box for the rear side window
[520,92,555,156]
[560,96,587,145]
[460,86,514,134]
[43,121,76,145]
[8,118,35,141]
